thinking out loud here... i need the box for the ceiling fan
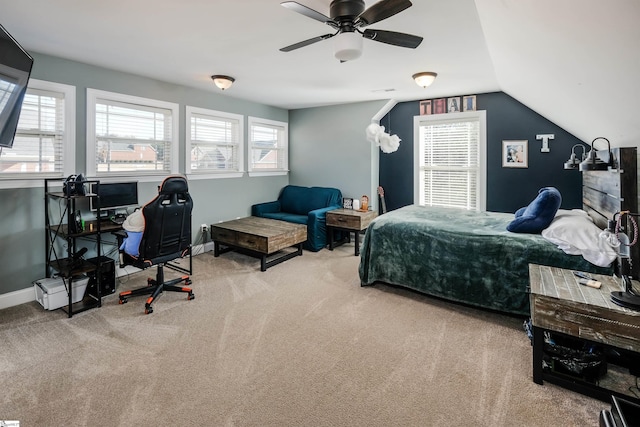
[279,0,423,61]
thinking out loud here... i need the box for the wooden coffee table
[210,216,307,271]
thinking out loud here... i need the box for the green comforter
[358,205,612,316]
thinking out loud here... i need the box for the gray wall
[2,53,387,300]
[1,53,289,296]
[289,100,387,207]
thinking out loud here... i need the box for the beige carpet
[0,245,607,426]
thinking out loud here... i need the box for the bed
[359,147,637,316]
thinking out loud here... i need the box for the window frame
[0,79,76,189]
[247,116,288,177]
[413,110,487,211]
[185,106,244,179]
[86,88,179,180]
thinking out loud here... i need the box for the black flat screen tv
[0,23,33,149]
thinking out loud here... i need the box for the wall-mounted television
[90,181,139,215]
[0,23,33,149]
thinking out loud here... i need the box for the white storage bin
[33,276,89,310]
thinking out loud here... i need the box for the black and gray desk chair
[118,175,194,314]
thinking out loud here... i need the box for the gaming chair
[118,175,194,314]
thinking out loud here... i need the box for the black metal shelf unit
[44,178,103,317]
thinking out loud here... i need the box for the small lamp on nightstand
[610,211,640,310]
[360,195,369,211]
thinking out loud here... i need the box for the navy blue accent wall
[379,92,587,213]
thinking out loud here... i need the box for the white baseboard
[0,287,36,310]
[189,242,214,256]
[197,241,215,254]
[115,264,141,277]
[1,244,213,311]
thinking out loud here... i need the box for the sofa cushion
[261,212,308,225]
[507,187,562,234]
[279,185,342,215]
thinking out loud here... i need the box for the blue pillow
[507,187,562,233]
[120,231,143,257]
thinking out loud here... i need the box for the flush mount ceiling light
[412,72,437,88]
[211,75,235,90]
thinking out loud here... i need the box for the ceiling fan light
[334,32,362,61]
[412,72,437,88]
[211,75,235,90]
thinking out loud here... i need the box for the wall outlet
[201,224,208,233]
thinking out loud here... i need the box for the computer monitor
[90,181,139,216]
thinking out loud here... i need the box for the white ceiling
[2,0,639,146]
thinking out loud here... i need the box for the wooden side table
[326,208,377,256]
[529,264,640,403]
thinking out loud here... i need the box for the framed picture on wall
[447,97,461,113]
[463,95,476,111]
[502,140,528,168]
[434,98,446,114]
[420,99,432,115]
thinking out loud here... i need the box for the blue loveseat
[251,185,342,251]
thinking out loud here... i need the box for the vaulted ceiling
[2,0,639,146]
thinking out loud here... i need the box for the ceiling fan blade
[358,0,412,26]
[280,33,335,52]
[362,29,423,48]
[281,1,333,24]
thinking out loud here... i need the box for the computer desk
[82,219,123,234]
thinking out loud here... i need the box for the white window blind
[248,117,288,175]
[0,83,69,179]
[415,111,486,211]
[86,89,178,177]
[186,106,243,176]
[0,80,17,113]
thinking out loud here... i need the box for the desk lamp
[609,211,640,310]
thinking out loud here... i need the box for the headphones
[63,174,86,196]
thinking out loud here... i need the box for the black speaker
[86,256,116,296]
[69,209,83,234]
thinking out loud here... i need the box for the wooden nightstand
[529,264,640,403]
[326,208,377,256]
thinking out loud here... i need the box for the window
[248,116,288,176]
[414,111,486,211]
[86,89,178,178]
[0,79,75,186]
[185,106,244,178]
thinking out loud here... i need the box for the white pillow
[541,209,617,267]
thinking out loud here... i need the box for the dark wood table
[529,264,640,403]
[326,208,377,256]
[210,216,307,271]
